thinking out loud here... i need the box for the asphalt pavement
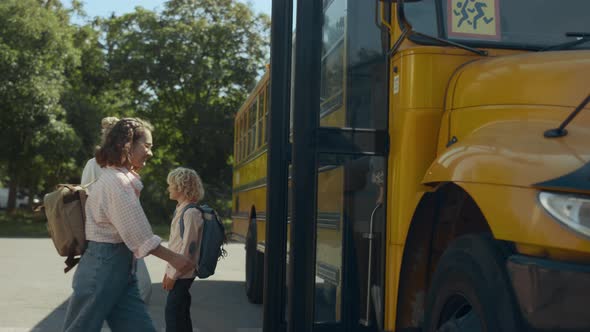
[0,238,262,332]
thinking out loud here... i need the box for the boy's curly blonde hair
[167,167,205,202]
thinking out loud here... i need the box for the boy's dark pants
[165,277,195,332]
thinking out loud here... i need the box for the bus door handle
[360,202,383,327]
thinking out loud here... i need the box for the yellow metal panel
[459,182,590,257]
[424,109,590,189]
[232,151,268,244]
[385,48,478,332]
[388,108,438,244]
[392,49,478,109]
[437,109,452,154]
[233,152,268,188]
[384,243,403,331]
[383,44,524,332]
[449,51,590,110]
[232,187,267,244]
[237,186,267,214]
[388,49,479,246]
[233,217,249,239]
[233,155,346,260]
[428,51,590,188]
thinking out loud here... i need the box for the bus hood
[425,51,590,193]
[447,50,590,110]
[425,118,590,194]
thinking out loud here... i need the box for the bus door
[289,0,390,330]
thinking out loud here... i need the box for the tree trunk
[6,177,17,213]
[28,183,35,209]
[6,162,18,213]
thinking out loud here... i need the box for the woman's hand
[162,275,176,291]
[170,253,195,275]
[150,245,195,275]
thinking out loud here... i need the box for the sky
[73,0,271,21]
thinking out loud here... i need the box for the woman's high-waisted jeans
[63,241,156,332]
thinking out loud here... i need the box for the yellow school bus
[232,68,346,311]
[234,0,590,331]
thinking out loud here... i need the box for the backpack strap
[64,240,81,273]
[178,203,199,239]
[64,254,80,273]
[196,204,212,216]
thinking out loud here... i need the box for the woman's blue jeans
[63,241,156,332]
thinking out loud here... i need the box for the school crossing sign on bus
[448,0,501,40]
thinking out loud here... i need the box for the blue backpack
[178,203,227,279]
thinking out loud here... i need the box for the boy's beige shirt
[166,201,204,280]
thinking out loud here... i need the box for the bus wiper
[410,31,488,56]
[539,32,590,52]
[544,94,590,138]
[389,1,488,57]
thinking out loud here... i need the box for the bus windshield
[404,0,590,51]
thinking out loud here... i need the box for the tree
[61,21,137,167]
[101,0,269,220]
[0,0,80,211]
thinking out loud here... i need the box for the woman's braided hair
[96,118,153,168]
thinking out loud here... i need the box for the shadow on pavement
[32,280,262,332]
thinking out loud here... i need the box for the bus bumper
[507,255,590,331]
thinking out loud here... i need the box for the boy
[163,167,205,332]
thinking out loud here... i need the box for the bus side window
[238,116,241,163]
[249,103,256,155]
[235,118,240,163]
[258,94,264,148]
[265,84,270,144]
[240,113,246,161]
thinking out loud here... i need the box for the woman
[63,118,193,332]
[81,116,153,304]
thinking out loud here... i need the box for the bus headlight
[539,191,590,238]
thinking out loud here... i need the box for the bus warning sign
[448,0,501,40]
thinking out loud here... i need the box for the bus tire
[245,217,263,304]
[423,235,522,332]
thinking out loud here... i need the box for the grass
[0,210,171,240]
[0,210,49,238]
[0,210,232,241]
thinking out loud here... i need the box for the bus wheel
[423,235,522,332]
[245,217,263,304]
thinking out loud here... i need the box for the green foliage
[23,119,81,194]
[61,23,137,166]
[0,0,269,220]
[0,0,80,209]
[100,0,269,221]
[0,210,48,238]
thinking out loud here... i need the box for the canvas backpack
[43,184,88,273]
[178,203,227,279]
